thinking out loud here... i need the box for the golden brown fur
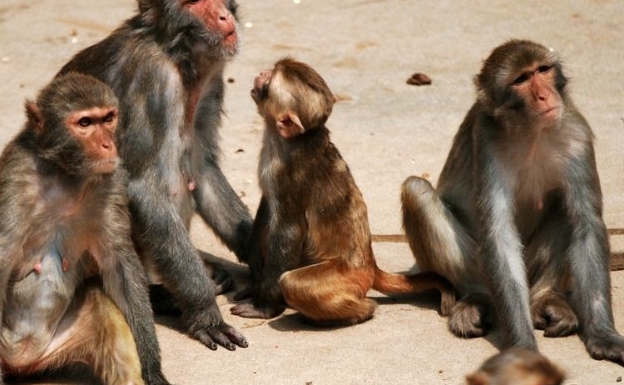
[466,348,564,385]
[231,58,456,324]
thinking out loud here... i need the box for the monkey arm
[127,178,248,350]
[475,147,536,349]
[192,159,252,261]
[231,200,304,319]
[0,149,37,304]
[99,196,170,385]
[192,77,252,261]
[563,149,624,361]
[260,215,306,302]
[243,197,270,278]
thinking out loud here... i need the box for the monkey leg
[85,286,145,385]
[401,176,476,287]
[279,260,376,325]
[525,213,578,338]
[401,176,490,337]
[35,284,145,385]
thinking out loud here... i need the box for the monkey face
[251,69,273,104]
[476,40,566,129]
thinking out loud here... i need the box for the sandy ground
[1,0,624,384]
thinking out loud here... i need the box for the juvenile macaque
[0,73,169,385]
[231,58,456,324]
[58,0,250,350]
[401,39,624,364]
[466,348,564,385]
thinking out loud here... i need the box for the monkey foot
[584,329,624,365]
[531,301,578,337]
[230,302,284,319]
[448,300,490,338]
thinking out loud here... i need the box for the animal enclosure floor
[1,1,623,384]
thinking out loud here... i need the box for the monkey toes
[230,302,285,319]
[449,301,490,338]
[584,331,624,364]
[531,300,578,337]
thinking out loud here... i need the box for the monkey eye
[537,65,552,73]
[103,112,115,123]
[78,117,93,127]
[512,73,529,85]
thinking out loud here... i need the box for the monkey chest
[1,247,78,368]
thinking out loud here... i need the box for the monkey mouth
[540,106,560,119]
[223,30,237,45]
[250,85,268,103]
[94,159,119,174]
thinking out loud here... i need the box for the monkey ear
[25,100,45,132]
[465,372,489,385]
[276,111,304,138]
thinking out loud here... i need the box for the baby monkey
[231,58,456,325]
[466,348,564,385]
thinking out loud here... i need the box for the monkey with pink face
[402,39,624,364]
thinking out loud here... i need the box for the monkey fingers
[448,300,491,338]
[191,321,249,351]
[583,329,624,365]
[531,301,578,337]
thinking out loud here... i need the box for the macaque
[0,73,169,385]
[231,58,456,324]
[466,348,564,385]
[401,39,624,364]
[58,0,250,350]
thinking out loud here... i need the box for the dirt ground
[1,0,623,384]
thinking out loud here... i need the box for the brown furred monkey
[466,348,564,385]
[58,0,250,350]
[231,58,456,324]
[0,73,169,385]
[401,39,624,363]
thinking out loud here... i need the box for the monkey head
[25,73,120,177]
[466,348,564,385]
[138,0,239,58]
[251,57,337,138]
[474,40,568,128]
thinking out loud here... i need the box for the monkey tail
[372,268,457,316]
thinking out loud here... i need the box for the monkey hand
[188,316,249,351]
[230,302,285,319]
[583,327,624,366]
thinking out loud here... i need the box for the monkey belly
[0,250,74,369]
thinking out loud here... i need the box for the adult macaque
[231,58,456,324]
[0,73,169,385]
[401,39,624,363]
[466,348,564,385]
[58,0,250,350]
